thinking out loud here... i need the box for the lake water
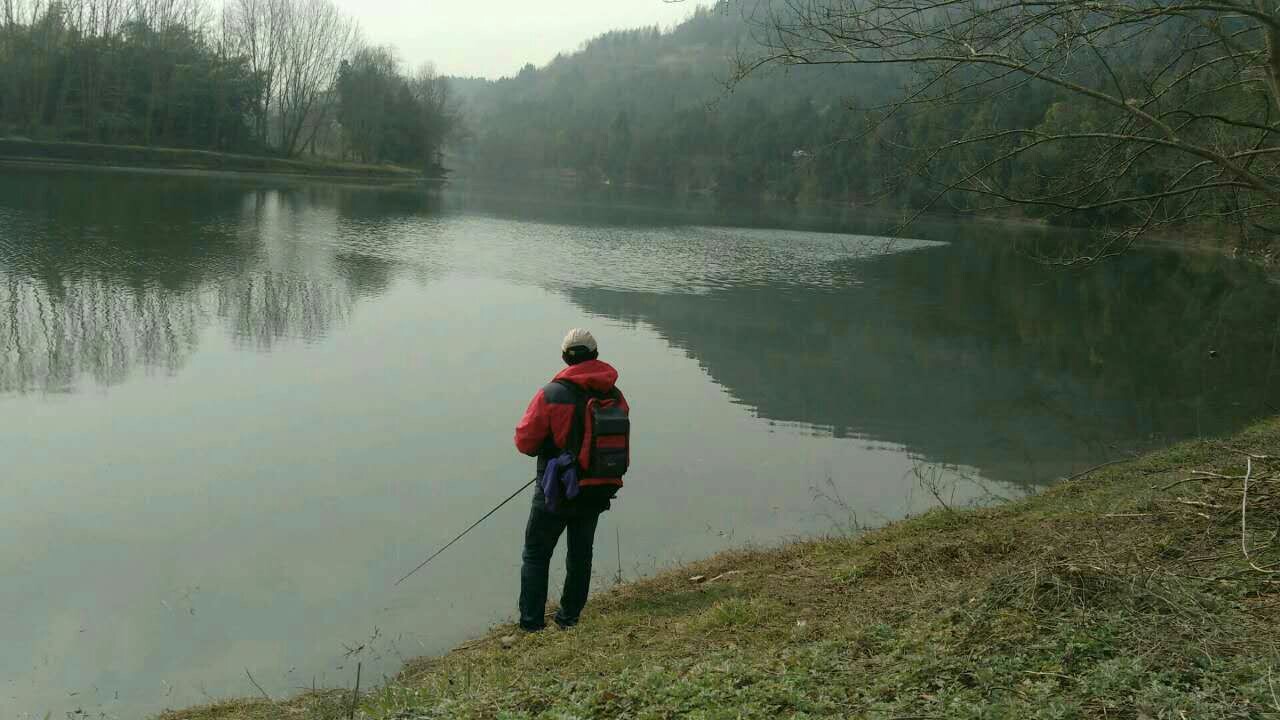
[2,165,1278,718]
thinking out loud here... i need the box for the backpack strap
[553,379,588,465]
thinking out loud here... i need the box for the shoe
[553,615,578,630]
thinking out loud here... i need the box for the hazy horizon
[331,0,703,79]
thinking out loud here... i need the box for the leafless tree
[223,0,356,156]
[411,62,458,170]
[737,0,1280,260]
[274,0,357,156]
[225,0,286,146]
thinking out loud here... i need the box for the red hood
[554,359,619,392]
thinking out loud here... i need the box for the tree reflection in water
[0,169,439,394]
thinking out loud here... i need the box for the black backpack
[554,379,631,486]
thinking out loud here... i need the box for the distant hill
[445,4,914,205]
[445,1,1226,235]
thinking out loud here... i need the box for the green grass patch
[0,139,423,180]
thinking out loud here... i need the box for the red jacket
[515,359,629,485]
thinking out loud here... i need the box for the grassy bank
[163,419,1280,719]
[0,139,424,180]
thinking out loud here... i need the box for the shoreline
[0,139,432,182]
[158,416,1280,719]
[9,150,1272,271]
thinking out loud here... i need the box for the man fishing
[513,328,631,632]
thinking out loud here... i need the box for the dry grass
[158,418,1280,719]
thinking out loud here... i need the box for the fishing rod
[394,477,537,586]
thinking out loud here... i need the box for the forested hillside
[449,1,1280,255]
[448,4,1048,208]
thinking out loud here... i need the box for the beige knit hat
[561,328,598,354]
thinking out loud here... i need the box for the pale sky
[331,0,701,79]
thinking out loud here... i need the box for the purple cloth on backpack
[539,452,581,513]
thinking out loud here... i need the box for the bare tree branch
[733,0,1280,254]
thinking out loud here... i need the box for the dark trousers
[518,491,602,631]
